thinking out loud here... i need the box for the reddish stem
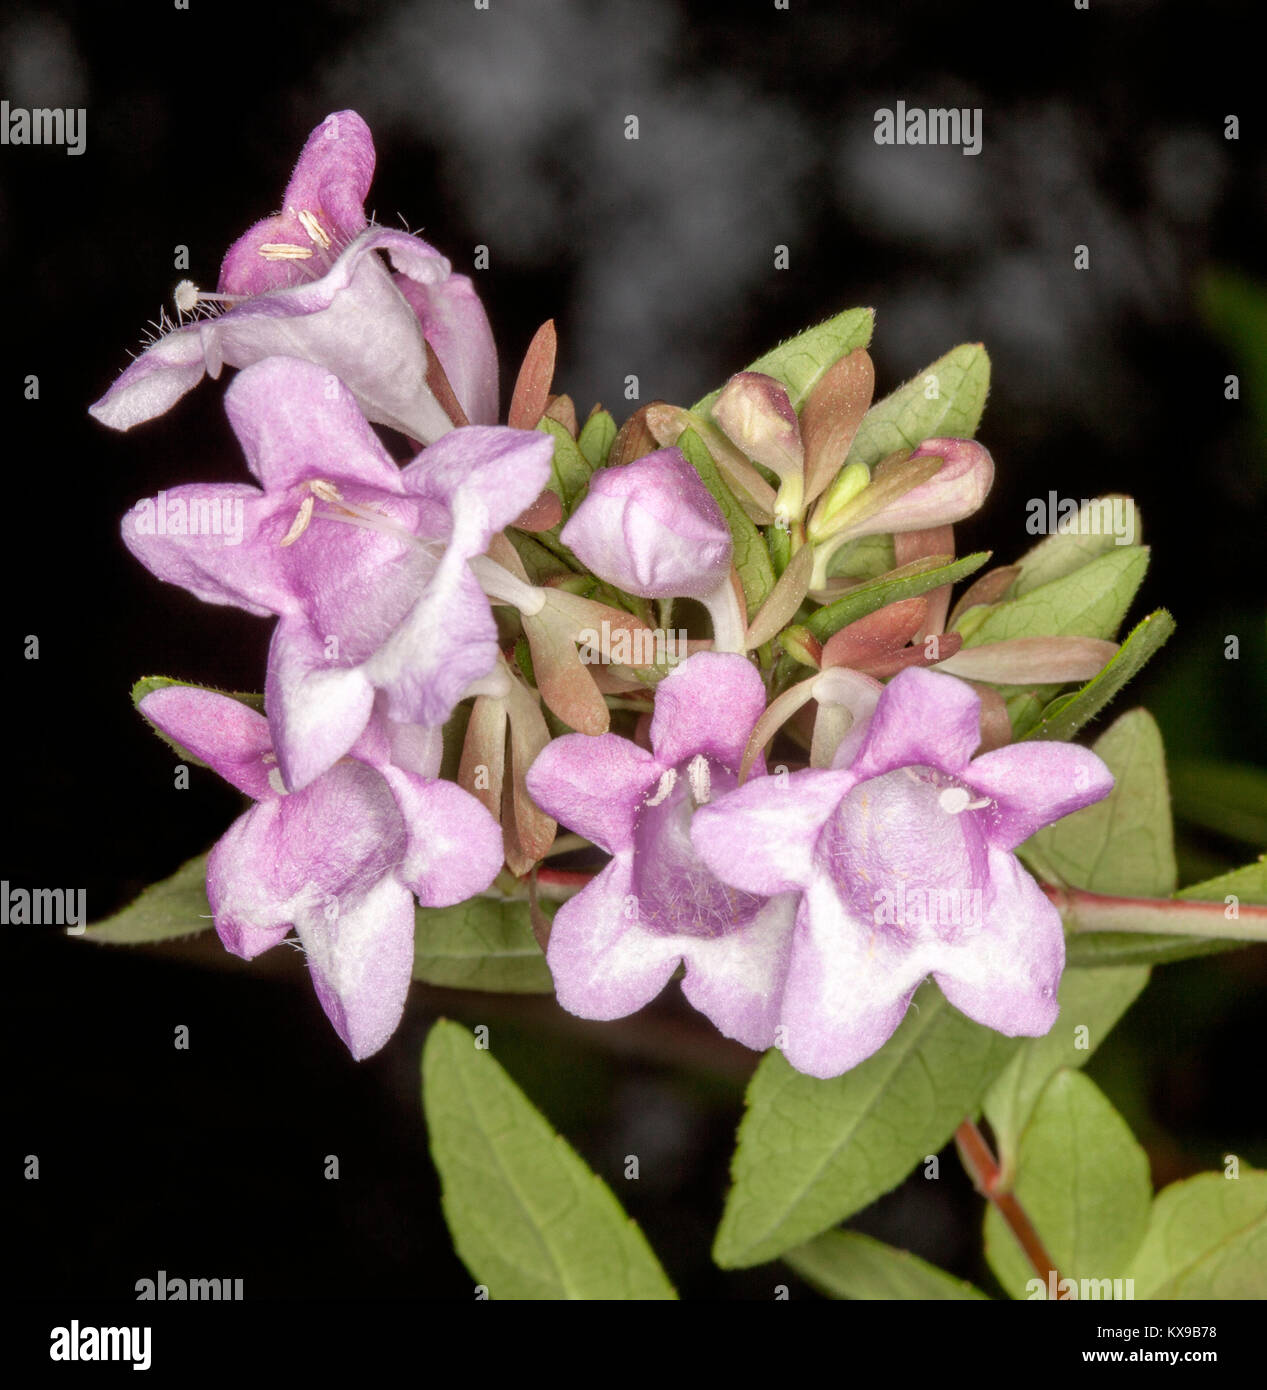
[955,1118,1062,1288]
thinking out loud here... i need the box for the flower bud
[560,448,732,599]
[713,371,805,524]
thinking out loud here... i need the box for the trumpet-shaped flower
[691,667,1114,1077]
[121,357,553,791]
[138,685,503,1059]
[525,652,796,1048]
[90,111,497,441]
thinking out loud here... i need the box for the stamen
[267,767,289,795]
[644,768,678,808]
[279,495,315,547]
[296,209,332,250]
[687,754,712,807]
[258,243,315,261]
[308,479,344,504]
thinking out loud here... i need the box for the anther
[258,243,315,261]
[644,768,677,808]
[296,209,332,250]
[279,494,315,547]
[687,754,712,807]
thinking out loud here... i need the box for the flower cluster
[97,112,1116,1074]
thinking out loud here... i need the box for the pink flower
[91,111,497,441]
[525,653,796,1048]
[122,357,553,791]
[691,668,1114,1077]
[139,685,503,1059]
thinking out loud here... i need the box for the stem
[469,555,546,616]
[700,575,748,655]
[1042,883,1267,942]
[955,1119,1063,1288]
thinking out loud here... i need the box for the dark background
[4,0,1264,1301]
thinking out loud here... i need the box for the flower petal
[777,880,928,1078]
[690,767,853,896]
[400,425,555,545]
[929,848,1064,1037]
[224,357,404,493]
[848,667,982,779]
[648,652,767,770]
[295,873,416,1060]
[218,110,375,297]
[546,858,683,1020]
[964,741,1115,849]
[267,619,376,792]
[526,733,661,854]
[377,768,504,906]
[138,687,275,801]
[121,483,293,617]
[362,557,501,729]
[393,269,499,427]
[89,328,209,431]
[677,893,798,1051]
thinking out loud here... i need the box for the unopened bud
[713,372,804,489]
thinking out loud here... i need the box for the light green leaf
[537,417,592,507]
[1014,499,1142,596]
[577,408,617,469]
[693,307,875,417]
[1169,759,1267,847]
[1176,857,1267,906]
[962,547,1148,647]
[785,1230,988,1300]
[714,985,1018,1269]
[1022,609,1175,743]
[982,965,1149,1185]
[131,676,265,769]
[413,897,554,993]
[984,1070,1152,1298]
[83,853,213,944]
[1025,708,1176,898]
[845,342,991,470]
[676,427,775,614]
[1125,1170,1267,1299]
[422,1019,677,1299]
[805,552,990,643]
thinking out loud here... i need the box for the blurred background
[4,0,1264,1299]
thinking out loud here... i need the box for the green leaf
[1125,1170,1267,1299]
[713,985,1018,1268]
[982,964,1150,1184]
[676,427,776,614]
[961,547,1148,646]
[692,306,875,417]
[1025,709,1176,898]
[1021,609,1175,743]
[1169,759,1267,847]
[577,408,617,469]
[785,1230,988,1300]
[536,417,592,508]
[806,552,990,643]
[1176,857,1267,906]
[131,676,265,769]
[845,342,991,470]
[1013,499,1142,596]
[984,1070,1152,1298]
[422,1019,677,1299]
[82,853,213,944]
[413,897,555,993]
